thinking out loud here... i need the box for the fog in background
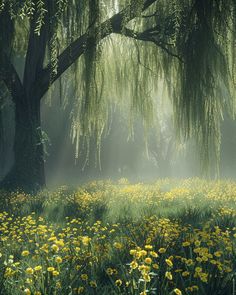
[1,57,236,186]
[2,96,236,187]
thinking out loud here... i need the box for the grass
[0,178,235,294]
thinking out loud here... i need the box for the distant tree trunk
[2,97,45,192]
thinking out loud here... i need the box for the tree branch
[119,27,183,62]
[0,51,24,102]
[34,0,158,100]
[141,10,158,18]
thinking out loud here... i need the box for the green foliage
[1,0,236,173]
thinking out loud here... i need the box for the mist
[3,82,236,186]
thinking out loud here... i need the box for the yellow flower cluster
[0,179,235,294]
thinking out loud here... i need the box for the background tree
[0,0,236,191]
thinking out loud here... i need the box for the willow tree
[0,0,236,191]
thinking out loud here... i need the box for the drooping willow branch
[115,27,183,62]
[34,0,160,100]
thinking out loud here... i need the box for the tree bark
[1,97,45,192]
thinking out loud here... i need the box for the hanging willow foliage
[1,0,236,174]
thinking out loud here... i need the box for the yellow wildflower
[165,271,173,280]
[130,261,138,269]
[145,257,152,264]
[55,256,63,263]
[82,236,91,246]
[51,244,59,252]
[26,267,34,275]
[114,242,123,250]
[159,248,166,254]
[81,274,88,281]
[144,245,153,250]
[106,268,113,275]
[150,251,158,258]
[153,263,159,269]
[165,259,173,267]
[182,271,190,277]
[89,281,97,288]
[77,286,84,294]
[173,288,182,295]
[115,279,122,286]
[143,273,151,282]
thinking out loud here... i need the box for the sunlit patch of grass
[0,178,236,294]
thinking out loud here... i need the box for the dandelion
[182,271,190,277]
[55,256,63,263]
[150,251,158,258]
[56,282,62,289]
[173,288,182,295]
[130,261,138,269]
[76,265,82,271]
[194,240,201,246]
[143,273,151,282]
[214,251,222,257]
[186,259,194,266]
[56,239,65,247]
[114,242,123,250]
[144,245,153,250]
[139,250,148,256]
[26,278,33,284]
[81,274,88,281]
[159,248,166,254]
[115,279,122,286]
[138,264,150,272]
[24,289,31,295]
[165,271,173,280]
[4,267,14,278]
[145,257,152,264]
[51,244,59,252]
[26,267,34,275]
[106,268,113,275]
[130,249,137,255]
[82,236,91,246]
[153,263,159,269]
[195,267,202,273]
[77,286,84,294]
[199,272,208,283]
[89,281,97,288]
[165,259,173,267]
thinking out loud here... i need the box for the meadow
[0,178,236,295]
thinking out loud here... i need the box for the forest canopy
[0,0,236,190]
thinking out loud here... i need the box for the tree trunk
[1,97,45,192]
